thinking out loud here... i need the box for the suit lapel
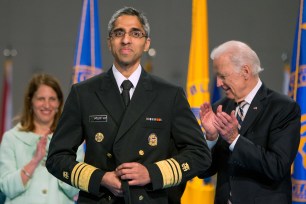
[224,100,236,114]
[95,69,125,126]
[115,70,157,143]
[240,84,266,135]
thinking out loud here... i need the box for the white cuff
[229,134,240,151]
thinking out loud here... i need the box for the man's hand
[116,162,151,186]
[200,102,218,140]
[214,105,239,144]
[101,171,123,197]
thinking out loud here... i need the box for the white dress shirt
[112,64,142,99]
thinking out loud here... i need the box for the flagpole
[294,0,304,101]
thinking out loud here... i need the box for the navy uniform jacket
[200,84,301,204]
[46,68,211,204]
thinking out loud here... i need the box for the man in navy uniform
[46,7,211,204]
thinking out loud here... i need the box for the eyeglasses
[109,30,147,39]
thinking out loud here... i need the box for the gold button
[139,195,144,200]
[139,150,144,156]
[107,153,112,158]
[95,132,104,142]
[42,189,47,194]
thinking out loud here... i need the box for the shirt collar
[244,79,262,105]
[112,64,142,92]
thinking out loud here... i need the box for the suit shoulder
[266,88,297,106]
[264,88,301,115]
[71,72,108,92]
[74,72,106,87]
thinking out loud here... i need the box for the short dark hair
[108,7,150,37]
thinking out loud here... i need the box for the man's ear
[107,38,111,51]
[242,65,251,79]
[144,37,151,52]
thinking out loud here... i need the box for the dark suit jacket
[46,68,211,204]
[200,84,301,204]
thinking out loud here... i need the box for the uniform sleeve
[0,132,26,199]
[57,144,85,198]
[146,87,212,190]
[46,85,105,196]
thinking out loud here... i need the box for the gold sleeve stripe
[75,164,86,188]
[155,158,182,188]
[155,160,169,188]
[157,159,175,188]
[167,159,181,185]
[164,160,174,187]
[71,162,86,187]
[169,158,182,184]
[78,165,98,192]
[165,160,177,185]
[71,162,97,192]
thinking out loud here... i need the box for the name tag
[89,115,107,122]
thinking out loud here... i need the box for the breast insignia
[148,133,158,146]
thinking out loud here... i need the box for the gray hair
[107,7,150,37]
[210,40,264,75]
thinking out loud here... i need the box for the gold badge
[148,133,158,146]
[181,162,190,172]
[95,132,104,142]
[63,171,69,179]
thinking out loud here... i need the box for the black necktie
[120,80,134,204]
[121,80,133,107]
[236,100,247,129]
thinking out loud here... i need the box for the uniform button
[139,150,144,156]
[139,195,144,200]
[107,153,112,158]
[108,195,112,200]
[42,189,48,194]
[95,132,104,142]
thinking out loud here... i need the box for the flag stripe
[291,0,306,203]
[0,58,13,143]
[72,0,102,84]
[182,0,215,203]
[293,0,304,100]
[186,0,210,112]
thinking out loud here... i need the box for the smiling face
[107,15,150,72]
[32,84,60,128]
[214,54,249,102]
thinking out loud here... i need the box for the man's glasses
[109,30,147,39]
